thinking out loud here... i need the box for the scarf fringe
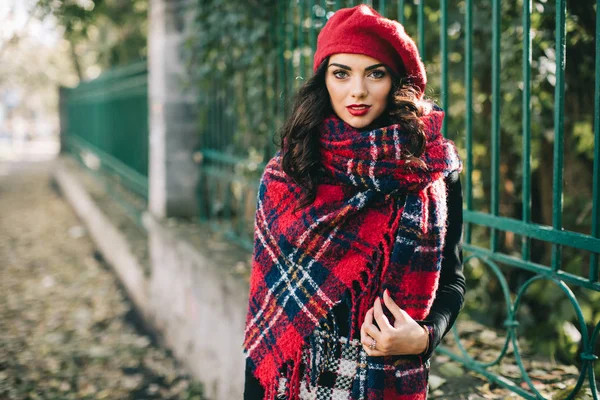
[270,312,344,399]
[288,348,303,399]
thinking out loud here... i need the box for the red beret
[313,5,427,97]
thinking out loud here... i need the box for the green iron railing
[64,61,149,201]
[196,1,600,398]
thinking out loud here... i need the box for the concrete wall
[143,213,250,400]
[53,160,251,400]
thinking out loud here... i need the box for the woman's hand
[360,289,429,357]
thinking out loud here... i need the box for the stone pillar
[148,0,198,219]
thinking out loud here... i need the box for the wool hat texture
[313,4,427,97]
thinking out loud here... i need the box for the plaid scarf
[244,108,462,399]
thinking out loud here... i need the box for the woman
[243,5,464,399]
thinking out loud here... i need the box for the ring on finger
[369,338,376,350]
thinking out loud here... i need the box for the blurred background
[0,0,599,399]
[0,0,147,163]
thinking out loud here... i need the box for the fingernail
[384,289,389,297]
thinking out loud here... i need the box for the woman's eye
[369,70,386,79]
[333,70,349,79]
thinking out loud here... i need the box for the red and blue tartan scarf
[244,108,462,398]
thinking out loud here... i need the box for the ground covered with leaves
[427,318,598,399]
[0,161,203,400]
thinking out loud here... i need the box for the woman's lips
[347,105,371,116]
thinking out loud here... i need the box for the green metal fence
[63,61,149,200]
[195,0,600,398]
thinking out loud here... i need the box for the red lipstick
[346,104,371,116]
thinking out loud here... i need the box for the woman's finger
[362,343,386,357]
[383,289,408,323]
[373,297,392,331]
[361,308,381,343]
[360,311,369,344]
[363,306,377,328]
[360,308,372,343]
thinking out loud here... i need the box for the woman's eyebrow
[328,63,351,70]
[328,63,386,71]
[365,63,386,71]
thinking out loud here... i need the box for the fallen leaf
[438,362,465,378]
[429,374,447,390]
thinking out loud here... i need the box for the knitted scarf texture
[244,107,462,399]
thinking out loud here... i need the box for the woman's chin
[342,115,373,130]
[340,112,388,130]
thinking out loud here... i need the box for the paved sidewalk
[0,160,203,400]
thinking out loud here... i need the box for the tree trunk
[69,40,83,83]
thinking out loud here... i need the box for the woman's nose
[350,77,367,99]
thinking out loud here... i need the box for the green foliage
[35,0,148,80]
[181,0,277,164]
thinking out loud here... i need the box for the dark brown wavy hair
[280,57,431,209]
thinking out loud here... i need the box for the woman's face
[325,53,393,129]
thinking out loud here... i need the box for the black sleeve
[244,358,265,400]
[418,171,465,360]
